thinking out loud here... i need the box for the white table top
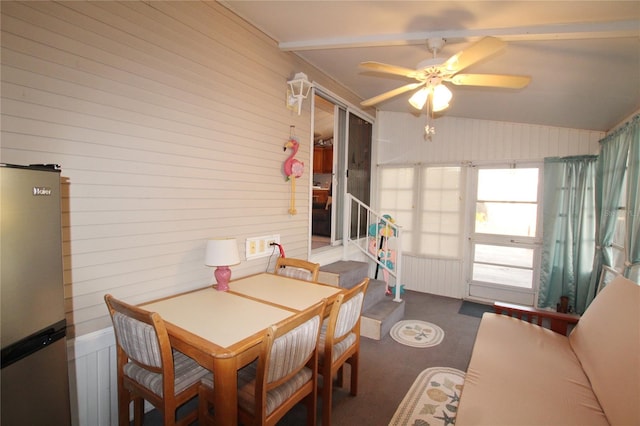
[142,287,292,348]
[228,273,341,311]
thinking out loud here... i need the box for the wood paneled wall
[0,1,361,338]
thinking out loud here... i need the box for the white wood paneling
[401,255,464,298]
[375,111,604,298]
[377,112,602,165]
[0,0,361,339]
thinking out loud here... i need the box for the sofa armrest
[494,302,580,335]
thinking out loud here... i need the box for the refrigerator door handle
[1,319,67,368]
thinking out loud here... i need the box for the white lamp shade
[408,87,429,110]
[205,238,240,267]
[432,84,452,112]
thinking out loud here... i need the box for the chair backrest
[323,278,369,348]
[254,299,326,414]
[274,257,320,282]
[104,294,174,390]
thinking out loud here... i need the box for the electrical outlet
[246,234,280,260]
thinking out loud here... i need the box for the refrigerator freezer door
[1,165,65,348]
[1,337,72,425]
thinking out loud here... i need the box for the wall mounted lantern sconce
[286,72,313,115]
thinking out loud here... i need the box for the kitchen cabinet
[313,146,333,173]
[313,189,329,205]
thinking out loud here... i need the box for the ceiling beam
[279,20,640,51]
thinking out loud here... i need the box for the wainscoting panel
[402,255,464,299]
[67,328,117,426]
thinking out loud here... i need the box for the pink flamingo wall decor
[283,136,304,215]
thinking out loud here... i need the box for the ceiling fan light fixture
[432,84,452,112]
[408,87,429,110]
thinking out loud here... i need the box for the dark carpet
[135,291,482,426]
[458,300,494,318]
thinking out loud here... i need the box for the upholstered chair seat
[123,349,209,397]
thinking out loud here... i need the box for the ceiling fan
[359,37,531,112]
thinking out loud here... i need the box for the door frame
[464,161,544,306]
[309,84,374,252]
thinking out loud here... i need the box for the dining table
[140,272,342,426]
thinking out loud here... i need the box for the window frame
[378,163,465,260]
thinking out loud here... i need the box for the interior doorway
[311,91,373,252]
[311,94,335,250]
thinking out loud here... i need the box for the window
[475,168,539,237]
[379,165,463,258]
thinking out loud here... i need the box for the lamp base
[214,266,231,291]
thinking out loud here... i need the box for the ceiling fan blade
[443,37,506,74]
[359,61,419,78]
[360,82,424,107]
[448,74,531,89]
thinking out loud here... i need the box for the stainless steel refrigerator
[1,164,71,425]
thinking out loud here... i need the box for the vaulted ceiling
[221,1,640,132]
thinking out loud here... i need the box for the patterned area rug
[389,367,466,426]
[390,320,445,348]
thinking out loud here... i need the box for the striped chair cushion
[333,293,364,339]
[318,329,356,363]
[124,350,211,397]
[113,311,162,367]
[317,292,363,363]
[236,361,313,416]
[268,316,320,383]
[279,267,313,282]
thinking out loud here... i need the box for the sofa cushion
[569,275,640,426]
[456,313,608,426]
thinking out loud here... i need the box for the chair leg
[336,365,344,387]
[198,384,215,426]
[118,384,131,426]
[306,388,317,426]
[133,396,144,426]
[349,354,358,396]
[321,366,333,426]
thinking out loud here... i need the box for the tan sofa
[456,275,640,426]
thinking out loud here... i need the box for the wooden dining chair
[274,257,321,282]
[317,278,370,426]
[104,294,211,426]
[199,299,326,426]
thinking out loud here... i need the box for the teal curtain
[588,116,635,298]
[539,155,597,314]
[624,116,640,281]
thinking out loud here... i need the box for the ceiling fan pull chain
[424,99,436,140]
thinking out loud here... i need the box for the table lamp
[205,238,240,291]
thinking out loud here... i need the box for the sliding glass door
[311,90,372,250]
[347,113,372,237]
